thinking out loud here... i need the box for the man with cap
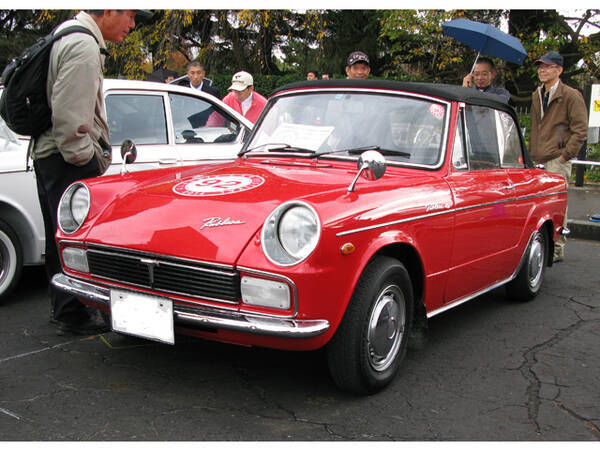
[530,51,588,262]
[222,71,267,123]
[345,51,371,79]
[462,57,510,103]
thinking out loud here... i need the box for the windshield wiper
[240,142,315,157]
[313,145,410,159]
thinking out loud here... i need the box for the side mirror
[120,139,137,164]
[359,150,386,181]
[347,150,387,192]
[120,139,137,174]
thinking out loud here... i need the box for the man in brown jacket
[530,51,588,262]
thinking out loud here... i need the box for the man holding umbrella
[443,18,526,104]
[462,57,510,103]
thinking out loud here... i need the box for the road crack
[519,313,596,437]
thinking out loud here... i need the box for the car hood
[82,158,442,265]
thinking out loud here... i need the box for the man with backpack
[31,10,142,335]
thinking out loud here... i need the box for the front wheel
[327,256,414,394]
[0,219,23,302]
[506,230,547,302]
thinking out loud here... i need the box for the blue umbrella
[442,18,528,69]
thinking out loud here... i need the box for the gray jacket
[33,11,111,174]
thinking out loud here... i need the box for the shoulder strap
[53,25,98,44]
[52,24,109,57]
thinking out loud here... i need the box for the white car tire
[0,219,23,301]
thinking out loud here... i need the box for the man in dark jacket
[530,51,588,262]
[177,61,219,98]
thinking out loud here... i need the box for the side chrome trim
[51,274,327,339]
[337,190,568,237]
[426,277,511,319]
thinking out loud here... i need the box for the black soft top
[272,79,513,115]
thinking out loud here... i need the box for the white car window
[169,93,243,145]
[106,94,168,146]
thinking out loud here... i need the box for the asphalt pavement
[0,182,599,441]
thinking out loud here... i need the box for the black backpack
[0,25,100,138]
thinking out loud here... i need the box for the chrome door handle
[158,158,178,165]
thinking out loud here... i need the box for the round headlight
[262,202,320,266]
[58,182,90,234]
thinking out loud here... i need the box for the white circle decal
[173,174,265,197]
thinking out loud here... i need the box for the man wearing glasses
[462,57,510,103]
[530,51,588,262]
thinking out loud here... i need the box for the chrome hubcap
[367,285,405,372]
[0,230,16,289]
[527,235,544,290]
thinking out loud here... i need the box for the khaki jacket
[32,12,111,174]
[529,80,588,164]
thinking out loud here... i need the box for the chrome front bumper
[51,274,329,339]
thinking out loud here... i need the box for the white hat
[228,71,253,91]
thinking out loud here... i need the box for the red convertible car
[52,79,568,394]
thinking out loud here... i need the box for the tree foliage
[1,9,598,107]
[379,9,600,104]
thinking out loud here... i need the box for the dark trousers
[33,152,100,322]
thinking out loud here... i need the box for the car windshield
[245,91,447,166]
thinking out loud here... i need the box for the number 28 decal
[173,174,265,197]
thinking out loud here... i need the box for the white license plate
[110,290,174,345]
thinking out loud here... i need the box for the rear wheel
[327,256,413,394]
[506,230,547,302]
[0,219,23,301]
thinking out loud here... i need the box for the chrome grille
[86,248,240,303]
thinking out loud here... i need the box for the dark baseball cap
[534,51,563,67]
[347,51,370,67]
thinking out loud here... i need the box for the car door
[166,92,250,163]
[445,104,521,302]
[497,108,544,236]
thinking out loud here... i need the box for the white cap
[228,71,253,91]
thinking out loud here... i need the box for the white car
[0,79,253,300]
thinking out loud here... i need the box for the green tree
[507,9,600,103]
[379,9,600,105]
[379,10,504,82]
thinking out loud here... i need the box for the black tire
[327,256,414,394]
[0,219,23,302]
[506,230,547,302]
